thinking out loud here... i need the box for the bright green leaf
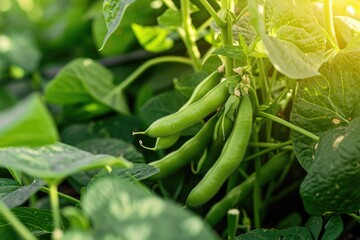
[235,227,312,240]
[139,90,187,126]
[0,179,44,208]
[90,163,160,186]
[334,16,360,45]
[45,58,130,114]
[321,215,343,240]
[83,177,220,240]
[157,9,181,29]
[213,46,247,66]
[0,93,58,148]
[0,208,55,238]
[132,23,174,53]
[300,118,360,215]
[305,216,323,240]
[101,0,137,50]
[0,142,132,183]
[248,0,325,79]
[77,138,144,163]
[290,51,360,171]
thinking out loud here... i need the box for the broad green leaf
[0,93,58,148]
[174,72,208,98]
[248,0,324,79]
[305,216,323,240]
[77,138,144,163]
[61,115,142,145]
[0,207,54,238]
[71,139,145,186]
[300,118,360,215]
[334,16,360,45]
[157,9,181,29]
[45,58,130,114]
[83,177,220,240]
[290,51,360,171]
[139,90,187,126]
[213,46,247,66]
[101,0,137,50]
[132,24,174,53]
[344,35,360,51]
[321,215,343,240]
[0,179,44,208]
[90,163,160,186]
[0,142,132,183]
[235,227,312,240]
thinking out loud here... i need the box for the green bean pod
[205,151,289,226]
[199,114,234,174]
[186,94,253,207]
[148,115,218,181]
[137,75,240,137]
[179,70,222,111]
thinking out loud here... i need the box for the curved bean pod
[136,75,240,137]
[187,94,253,207]
[205,151,289,226]
[148,115,218,180]
[179,70,222,111]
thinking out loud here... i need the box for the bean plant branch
[0,201,36,240]
[323,0,338,48]
[257,112,320,142]
[49,184,63,240]
[179,0,202,71]
[197,0,226,28]
[115,56,193,91]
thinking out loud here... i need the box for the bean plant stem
[49,184,62,240]
[116,56,193,91]
[198,0,226,28]
[0,201,36,240]
[257,112,320,142]
[245,140,292,162]
[253,133,262,229]
[227,209,240,240]
[180,0,202,71]
[348,213,360,221]
[40,187,80,205]
[323,0,338,48]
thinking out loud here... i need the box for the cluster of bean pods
[135,69,254,209]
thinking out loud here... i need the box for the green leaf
[61,115,142,145]
[90,163,160,186]
[0,142,132,183]
[300,118,360,215]
[0,93,58,148]
[139,90,187,126]
[83,177,220,240]
[45,58,130,114]
[0,179,44,208]
[132,23,174,53]
[157,9,181,29]
[0,208,54,238]
[248,0,324,79]
[213,46,247,66]
[334,16,360,45]
[321,215,343,240]
[100,0,137,50]
[305,216,323,240]
[76,138,144,163]
[290,51,360,171]
[235,227,312,240]
[174,72,209,98]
